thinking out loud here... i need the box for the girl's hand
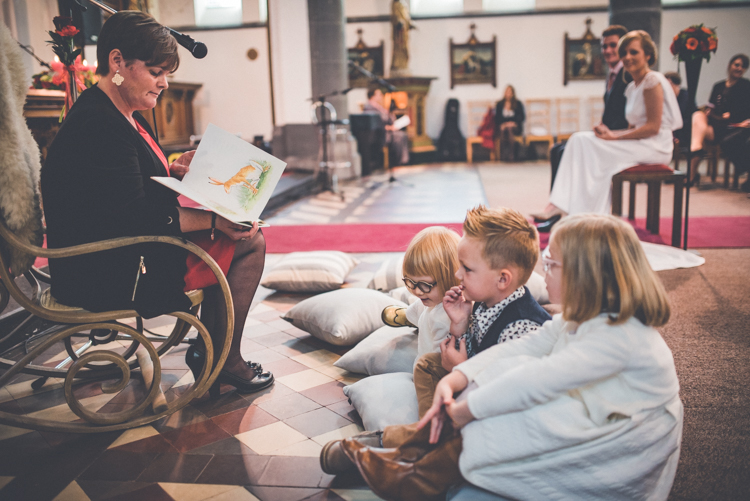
[446,400,475,429]
[216,218,259,241]
[734,119,750,128]
[440,336,468,372]
[417,379,456,443]
[443,286,472,331]
[170,150,196,180]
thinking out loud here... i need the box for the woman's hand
[216,217,259,241]
[446,400,475,429]
[733,119,750,128]
[594,123,617,140]
[170,150,196,180]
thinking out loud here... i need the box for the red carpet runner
[262,217,750,253]
[33,216,750,268]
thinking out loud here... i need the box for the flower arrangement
[31,58,98,92]
[43,16,89,120]
[670,24,718,63]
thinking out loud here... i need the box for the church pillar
[307,0,348,119]
[609,0,661,67]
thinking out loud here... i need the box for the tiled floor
[0,164,490,501]
[1,161,748,501]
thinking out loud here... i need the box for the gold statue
[390,0,416,76]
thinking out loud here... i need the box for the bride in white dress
[536,30,683,222]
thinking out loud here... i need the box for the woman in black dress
[689,54,750,184]
[494,85,525,161]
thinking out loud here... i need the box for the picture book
[153,123,287,226]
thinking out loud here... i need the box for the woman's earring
[112,70,124,86]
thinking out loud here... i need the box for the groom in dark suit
[548,25,630,189]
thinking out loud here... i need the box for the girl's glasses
[403,277,437,293]
[542,256,562,274]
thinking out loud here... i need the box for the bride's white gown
[550,71,683,215]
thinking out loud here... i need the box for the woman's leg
[690,110,714,152]
[197,230,266,378]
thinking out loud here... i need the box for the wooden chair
[0,220,233,433]
[466,100,495,163]
[587,96,604,131]
[706,143,741,189]
[524,99,554,154]
[555,98,580,142]
[611,164,686,248]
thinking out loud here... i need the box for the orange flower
[701,26,713,35]
[708,38,717,51]
[686,38,699,50]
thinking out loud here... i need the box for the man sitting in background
[547,25,630,191]
[364,88,410,166]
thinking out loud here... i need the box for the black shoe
[186,346,274,398]
[536,214,562,233]
[687,174,701,189]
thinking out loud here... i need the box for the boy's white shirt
[405,300,451,362]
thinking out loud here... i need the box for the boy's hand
[443,285,472,334]
[440,336,468,372]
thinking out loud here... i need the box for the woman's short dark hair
[96,11,179,76]
[729,54,749,70]
[618,30,657,66]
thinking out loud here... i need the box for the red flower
[686,38,699,50]
[701,26,713,35]
[56,25,79,37]
[708,38,717,51]
[670,41,677,55]
[685,27,697,33]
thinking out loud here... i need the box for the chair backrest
[524,99,552,136]
[556,98,580,136]
[587,96,605,130]
[466,100,494,137]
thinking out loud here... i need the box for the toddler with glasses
[382,226,461,396]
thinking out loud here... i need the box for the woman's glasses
[403,277,437,294]
[542,256,562,274]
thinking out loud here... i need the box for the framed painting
[449,25,496,89]
[564,18,606,85]
[348,29,385,88]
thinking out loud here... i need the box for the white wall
[346,5,750,139]
[172,26,274,140]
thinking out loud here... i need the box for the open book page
[152,123,287,226]
[392,114,411,131]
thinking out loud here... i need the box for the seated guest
[664,71,694,145]
[323,214,682,501]
[364,88,410,165]
[494,85,525,161]
[720,114,750,192]
[547,25,630,191]
[689,54,750,185]
[41,11,273,397]
[532,31,682,229]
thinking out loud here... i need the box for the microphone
[167,28,208,59]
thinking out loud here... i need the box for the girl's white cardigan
[455,314,683,500]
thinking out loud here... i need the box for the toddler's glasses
[542,257,562,274]
[403,277,437,294]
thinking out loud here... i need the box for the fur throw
[0,24,44,276]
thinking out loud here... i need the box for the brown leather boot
[342,435,463,501]
[319,431,383,474]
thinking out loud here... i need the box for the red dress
[136,122,235,291]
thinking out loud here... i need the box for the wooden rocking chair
[0,221,233,433]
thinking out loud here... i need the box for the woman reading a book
[41,11,273,396]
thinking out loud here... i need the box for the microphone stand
[348,61,412,188]
[308,89,353,200]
